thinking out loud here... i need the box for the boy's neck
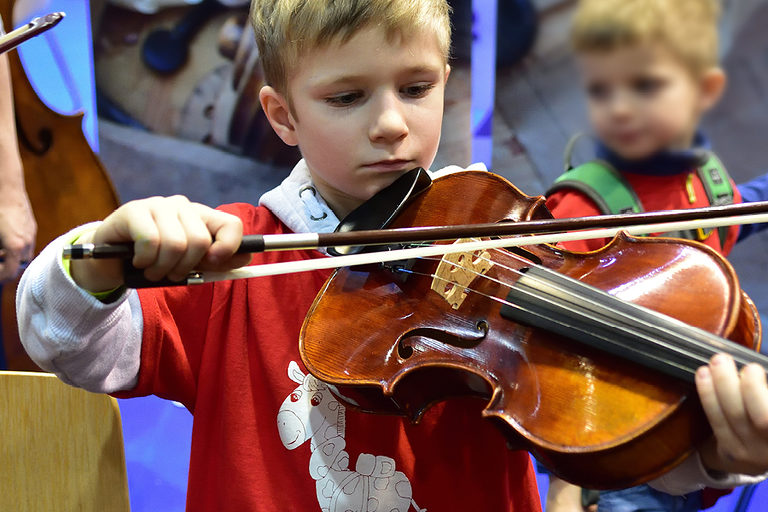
[596,132,710,176]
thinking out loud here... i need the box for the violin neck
[500,266,768,382]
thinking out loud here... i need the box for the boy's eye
[586,82,609,101]
[324,91,363,106]
[402,83,435,98]
[632,77,665,95]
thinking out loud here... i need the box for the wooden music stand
[0,371,130,511]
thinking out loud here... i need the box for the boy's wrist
[699,436,765,477]
[68,229,126,294]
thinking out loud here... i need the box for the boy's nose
[369,94,409,143]
[608,91,634,118]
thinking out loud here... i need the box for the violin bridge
[430,238,493,309]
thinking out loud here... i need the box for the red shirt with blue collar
[545,135,766,256]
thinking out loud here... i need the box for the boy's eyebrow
[309,65,445,88]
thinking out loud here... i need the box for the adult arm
[0,51,35,281]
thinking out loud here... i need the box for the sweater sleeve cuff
[17,223,143,393]
[648,451,768,495]
[61,227,126,302]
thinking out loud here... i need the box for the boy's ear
[698,67,727,112]
[259,85,298,146]
[444,63,451,83]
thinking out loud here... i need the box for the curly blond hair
[250,0,452,94]
[571,0,721,73]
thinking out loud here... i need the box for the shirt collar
[595,132,710,176]
[259,159,340,243]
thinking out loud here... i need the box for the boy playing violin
[16,0,768,511]
[545,0,768,510]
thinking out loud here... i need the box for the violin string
[400,247,765,373]
[471,247,768,371]
[402,256,709,374]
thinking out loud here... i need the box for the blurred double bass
[0,0,119,370]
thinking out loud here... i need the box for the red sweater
[118,203,542,512]
[546,170,742,255]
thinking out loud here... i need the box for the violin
[64,168,768,488]
[294,170,764,490]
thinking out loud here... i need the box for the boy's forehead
[578,43,689,75]
[315,24,442,56]
[287,25,447,83]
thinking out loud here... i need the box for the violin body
[300,170,761,489]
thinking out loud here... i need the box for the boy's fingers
[709,355,753,440]
[739,364,768,470]
[141,198,191,280]
[198,206,245,265]
[696,363,743,458]
[742,364,768,436]
[94,198,248,281]
[696,365,728,432]
[99,201,161,269]
[166,207,214,281]
[698,354,756,463]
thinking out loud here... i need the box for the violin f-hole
[396,322,488,360]
[15,113,52,155]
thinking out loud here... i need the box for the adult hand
[0,173,35,282]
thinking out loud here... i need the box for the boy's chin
[606,143,663,162]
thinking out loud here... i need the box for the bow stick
[0,12,64,55]
[141,212,768,286]
[65,199,768,260]
[61,201,768,288]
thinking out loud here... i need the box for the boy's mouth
[611,127,643,143]
[362,159,414,172]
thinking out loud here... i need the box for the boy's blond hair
[250,0,451,95]
[571,0,721,74]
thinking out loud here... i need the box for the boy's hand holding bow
[71,196,252,293]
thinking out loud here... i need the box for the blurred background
[3,0,768,510]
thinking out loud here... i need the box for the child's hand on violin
[71,196,252,293]
[696,354,768,476]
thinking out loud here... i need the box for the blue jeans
[598,485,702,512]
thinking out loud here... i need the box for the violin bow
[0,12,64,56]
[66,199,768,258]
[62,200,768,288]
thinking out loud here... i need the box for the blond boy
[15,1,768,511]
[17,1,546,510]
